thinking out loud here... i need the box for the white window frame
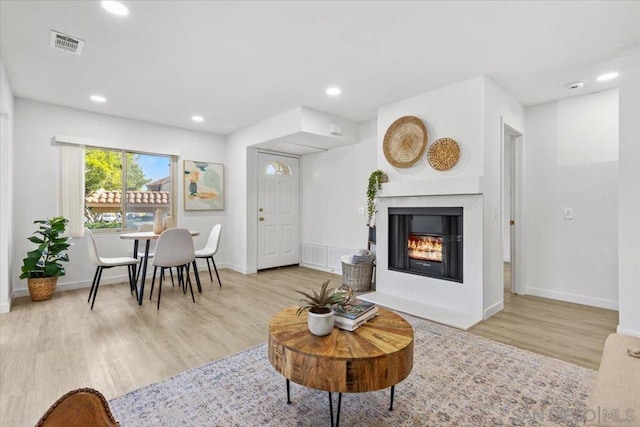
[56,135,179,236]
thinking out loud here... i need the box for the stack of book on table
[333,299,378,331]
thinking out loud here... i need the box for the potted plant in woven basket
[295,280,348,336]
[20,217,70,301]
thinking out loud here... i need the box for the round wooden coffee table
[268,306,414,426]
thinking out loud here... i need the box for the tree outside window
[84,148,173,230]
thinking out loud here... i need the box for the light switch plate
[563,207,573,219]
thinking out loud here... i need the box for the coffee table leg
[328,392,342,427]
[286,379,291,404]
[389,385,395,411]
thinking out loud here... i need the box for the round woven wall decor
[383,116,428,168]
[428,137,460,171]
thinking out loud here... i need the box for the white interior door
[257,152,300,270]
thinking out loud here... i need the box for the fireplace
[388,207,463,282]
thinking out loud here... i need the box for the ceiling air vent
[49,30,84,55]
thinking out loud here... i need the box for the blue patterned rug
[109,314,595,426]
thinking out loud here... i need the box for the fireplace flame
[408,234,443,262]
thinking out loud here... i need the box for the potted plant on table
[20,217,70,301]
[295,280,348,336]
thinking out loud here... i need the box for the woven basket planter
[27,276,58,301]
[341,262,374,292]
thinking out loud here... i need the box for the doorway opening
[503,122,524,295]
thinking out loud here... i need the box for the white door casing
[257,152,300,270]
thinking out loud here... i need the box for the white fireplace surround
[360,178,484,330]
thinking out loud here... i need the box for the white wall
[12,99,227,296]
[227,106,360,274]
[300,119,377,271]
[524,90,619,309]
[373,76,486,324]
[483,77,525,317]
[226,108,301,274]
[378,76,485,180]
[0,58,15,313]
[618,62,640,336]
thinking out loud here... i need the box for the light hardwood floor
[0,266,618,426]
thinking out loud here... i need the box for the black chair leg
[90,267,104,310]
[177,266,184,292]
[157,269,164,310]
[150,266,158,300]
[128,265,138,300]
[205,258,213,282]
[211,257,222,288]
[187,266,195,303]
[136,258,144,283]
[192,261,202,293]
[88,267,100,303]
[170,268,175,286]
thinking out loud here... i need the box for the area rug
[109,315,595,426]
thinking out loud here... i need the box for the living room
[1,1,639,426]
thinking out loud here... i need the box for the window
[84,147,174,231]
[265,160,292,176]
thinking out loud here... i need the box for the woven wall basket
[383,116,428,168]
[428,137,460,171]
[28,276,57,301]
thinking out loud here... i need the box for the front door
[257,152,300,270]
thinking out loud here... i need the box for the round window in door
[266,160,292,176]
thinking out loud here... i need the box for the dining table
[120,230,200,305]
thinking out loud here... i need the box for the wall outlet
[563,207,573,219]
[357,207,365,216]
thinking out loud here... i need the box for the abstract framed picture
[183,161,224,211]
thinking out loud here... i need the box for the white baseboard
[299,263,343,276]
[526,287,619,310]
[10,263,226,299]
[0,301,10,314]
[616,326,640,338]
[226,264,255,275]
[484,301,503,319]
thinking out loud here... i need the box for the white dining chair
[149,228,200,310]
[135,224,174,286]
[85,228,139,310]
[195,224,222,287]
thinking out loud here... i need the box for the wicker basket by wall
[341,262,374,292]
[27,276,57,301]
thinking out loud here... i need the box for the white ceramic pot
[307,308,335,336]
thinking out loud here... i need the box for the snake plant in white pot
[295,280,346,336]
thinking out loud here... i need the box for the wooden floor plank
[0,266,617,426]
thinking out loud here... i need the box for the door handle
[259,217,265,221]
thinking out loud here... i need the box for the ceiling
[1,1,639,135]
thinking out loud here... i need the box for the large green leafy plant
[20,217,70,279]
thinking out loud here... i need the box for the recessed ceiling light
[326,87,341,96]
[596,72,619,82]
[101,1,129,16]
[90,95,107,103]
[192,116,204,123]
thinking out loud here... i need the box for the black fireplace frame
[388,207,463,283]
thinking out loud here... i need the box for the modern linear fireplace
[388,207,463,282]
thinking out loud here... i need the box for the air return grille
[49,30,84,55]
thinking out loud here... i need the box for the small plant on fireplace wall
[367,169,387,226]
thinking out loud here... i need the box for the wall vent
[49,30,84,55]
